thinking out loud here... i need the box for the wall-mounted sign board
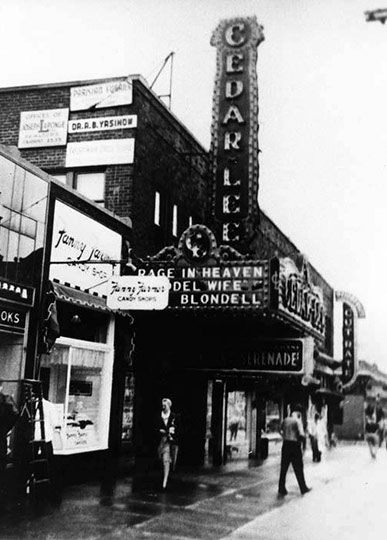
[70,81,133,111]
[65,138,135,167]
[18,108,69,148]
[68,115,137,133]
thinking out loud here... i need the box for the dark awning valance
[316,351,342,370]
[53,282,107,312]
[315,388,344,401]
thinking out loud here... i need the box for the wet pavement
[0,442,378,539]
[222,443,387,540]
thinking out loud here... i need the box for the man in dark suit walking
[278,404,311,496]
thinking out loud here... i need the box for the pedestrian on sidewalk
[278,404,311,497]
[157,398,179,490]
[365,413,379,459]
[309,413,322,462]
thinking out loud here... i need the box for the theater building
[0,16,348,478]
[129,17,342,476]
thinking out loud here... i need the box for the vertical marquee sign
[335,291,366,391]
[342,302,355,384]
[210,17,264,249]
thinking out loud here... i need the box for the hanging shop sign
[209,17,264,246]
[0,278,35,307]
[18,108,69,148]
[65,138,135,167]
[70,80,133,111]
[334,291,366,391]
[0,302,26,334]
[106,275,169,310]
[49,200,122,297]
[68,115,137,134]
[271,257,326,340]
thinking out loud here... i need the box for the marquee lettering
[225,80,244,98]
[222,105,245,124]
[225,23,246,46]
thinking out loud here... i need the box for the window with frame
[49,170,106,206]
[154,191,161,226]
[172,204,178,237]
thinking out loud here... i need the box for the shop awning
[52,281,133,318]
[53,282,108,312]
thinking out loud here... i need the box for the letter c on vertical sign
[225,23,246,46]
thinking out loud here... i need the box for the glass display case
[41,335,114,454]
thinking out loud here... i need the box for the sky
[0,0,386,369]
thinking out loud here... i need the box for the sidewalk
[221,443,387,540]
[0,442,374,539]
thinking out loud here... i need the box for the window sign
[70,81,133,111]
[18,108,69,148]
[49,200,122,296]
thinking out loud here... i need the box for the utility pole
[365,8,387,23]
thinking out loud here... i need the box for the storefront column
[211,379,226,465]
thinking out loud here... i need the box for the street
[0,442,385,539]
[223,444,387,540]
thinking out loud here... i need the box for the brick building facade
[0,75,208,258]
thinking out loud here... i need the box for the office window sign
[49,200,121,296]
[65,139,135,167]
[18,108,69,148]
[68,115,137,133]
[70,81,133,111]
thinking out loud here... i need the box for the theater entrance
[206,379,284,466]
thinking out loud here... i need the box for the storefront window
[121,375,134,443]
[40,334,114,454]
[265,401,281,434]
[0,333,26,383]
[0,155,48,286]
[226,391,247,458]
[0,333,26,462]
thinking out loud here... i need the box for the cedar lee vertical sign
[210,17,264,251]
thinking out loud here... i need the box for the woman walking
[157,398,179,490]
